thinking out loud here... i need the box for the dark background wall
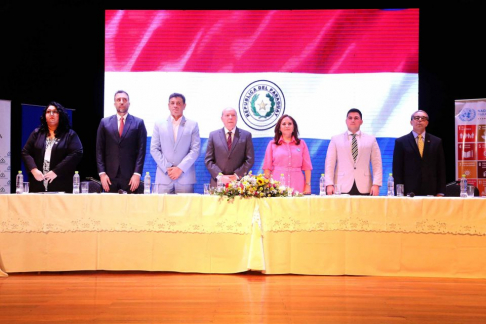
[1,2,485,192]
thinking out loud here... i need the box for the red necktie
[119,117,124,137]
[227,131,232,150]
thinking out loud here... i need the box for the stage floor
[1,271,486,323]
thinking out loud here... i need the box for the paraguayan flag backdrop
[104,9,419,195]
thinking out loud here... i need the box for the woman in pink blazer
[263,115,313,194]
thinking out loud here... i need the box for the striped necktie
[417,134,424,157]
[351,134,358,162]
[227,131,232,150]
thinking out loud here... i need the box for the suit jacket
[204,127,254,186]
[392,131,446,196]
[96,114,147,180]
[150,115,200,185]
[325,131,382,194]
[21,128,83,193]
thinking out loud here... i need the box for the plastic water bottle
[460,174,468,198]
[319,173,326,196]
[216,172,224,191]
[16,171,24,194]
[73,171,80,194]
[144,172,151,194]
[387,173,394,196]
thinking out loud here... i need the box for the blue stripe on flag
[143,137,396,196]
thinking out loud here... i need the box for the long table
[2,194,486,278]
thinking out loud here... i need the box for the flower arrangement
[212,171,302,200]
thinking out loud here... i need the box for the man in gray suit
[150,93,201,193]
[205,107,254,187]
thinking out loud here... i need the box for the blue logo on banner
[0,158,5,163]
[0,173,5,178]
[0,187,5,192]
[458,108,476,121]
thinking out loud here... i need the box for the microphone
[118,189,127,194]
[408,192,415,197]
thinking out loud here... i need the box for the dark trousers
[345,181,369,196]
[107,169,138,194]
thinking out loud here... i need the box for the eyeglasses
[46,110,59,116]
[412,116,428,121]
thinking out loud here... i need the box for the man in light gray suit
[150,93,201,193]
[205,107,254,187]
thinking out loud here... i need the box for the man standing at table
[150,93,200,194]
[325,108,382,195]
[205,107,254,187]
[96,90,147,193]
[393,110,446,196]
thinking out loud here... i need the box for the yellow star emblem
[258,100,267,111]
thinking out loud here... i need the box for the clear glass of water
[203,183,210,195]
[81,182,89,194]
[334,183,341,195]
[151,183,159,194]
[396,184,404,197]
[23,182,29,194]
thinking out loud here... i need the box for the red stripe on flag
[105,9,418,74]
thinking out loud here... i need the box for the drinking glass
[23,182,29,194]
[396,184,404,197]
[203,183,211,195]
[334,184,341,195]
[151,183,159,194]
[81,182,89,194]
[467,185,475,198]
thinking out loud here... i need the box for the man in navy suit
[393,110,446,196]
[96,90,147,193]
[205,107,254,187]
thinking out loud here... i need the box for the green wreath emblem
[251,93,275,118]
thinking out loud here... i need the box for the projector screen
[104,9,419,194]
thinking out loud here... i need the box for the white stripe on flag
[105,71,417,139]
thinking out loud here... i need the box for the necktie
[418,134,424,157]
[227,131,232,150]
[351,134,358,162]
[119,117,124,137]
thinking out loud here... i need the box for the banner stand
[455,98,486,196]
[0,100,11,194]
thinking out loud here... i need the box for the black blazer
[96,114,147,180]
[392,131,446,196]
[21,128,83,193]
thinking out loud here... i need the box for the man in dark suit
[96,90,147,193]
[393,110,446,196]
[205,107,254,187]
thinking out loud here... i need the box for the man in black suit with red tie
[96,90,147,193]
[393,110,446,196]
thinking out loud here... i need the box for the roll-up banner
[0,100,11,194]
[455,98,486,196]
